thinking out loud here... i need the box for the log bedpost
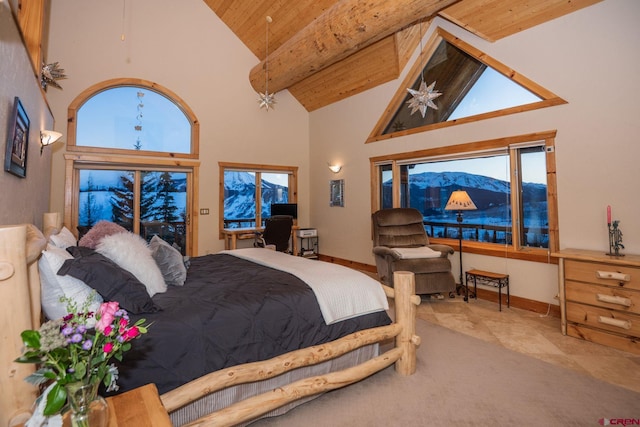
[0,225,39,427]
[43,212,63,239]
[393,270,420,375]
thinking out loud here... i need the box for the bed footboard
[161,270,419,427]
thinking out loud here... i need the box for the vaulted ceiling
[203,0,601,111]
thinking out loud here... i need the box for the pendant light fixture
[406,20,442,118]
[258,16,276,110]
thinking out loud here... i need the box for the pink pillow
[78,221,128,249]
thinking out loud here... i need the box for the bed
[1,213,420,427]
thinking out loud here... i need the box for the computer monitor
[270,203,297,219]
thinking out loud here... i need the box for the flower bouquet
[15,296,150,424]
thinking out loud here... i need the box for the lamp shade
[328,164,342,173]
[445,190,477,211]
[40,130,63,146]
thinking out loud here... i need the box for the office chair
[254,215,293,252]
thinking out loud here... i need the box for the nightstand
[15,384,172,427]
[106,383,172,426]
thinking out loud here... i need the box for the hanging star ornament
[41,62,67,90]
[406,80,442,118]
[257,91,277,110]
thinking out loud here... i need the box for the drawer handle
[598,316,632,330]
[596,293,632,307]
[596,270,631,282]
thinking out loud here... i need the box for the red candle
[607,205,611,225]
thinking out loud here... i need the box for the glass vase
[65,381,109,427]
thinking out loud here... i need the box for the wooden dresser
[553,249,640,355]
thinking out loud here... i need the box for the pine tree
[109,171,159,228]
[140,171,160,221]
[81,173,102,226]
[156,171,180,223]
[110,172,135,228]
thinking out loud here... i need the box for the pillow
[78,221,128,249]
[61,246,159,314]
[96,232,167,296]
[38,245,103,321]
[49,226,77,249]
[149,235,187,286]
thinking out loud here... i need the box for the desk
[222,226,298,254]
[222,227,260,250]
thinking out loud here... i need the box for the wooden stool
[464,269,510,311]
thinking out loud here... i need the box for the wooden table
[105,383,172,427]
[464,269,510,311]
[16,384,172,427]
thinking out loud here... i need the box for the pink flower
[95,302,120,333]
[103,342,114,354]
[122,326,140,341]
[118,318,129,334]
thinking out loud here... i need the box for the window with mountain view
[66,79,199,255]
[219,162,298,230]
[372,132,559,261]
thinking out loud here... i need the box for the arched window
[65,79,200,255]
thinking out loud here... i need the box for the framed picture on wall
[4,97,30,178]
[330,179,344,207]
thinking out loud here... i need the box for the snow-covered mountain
[224,171,289,223]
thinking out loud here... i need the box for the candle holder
[607,220,625,257]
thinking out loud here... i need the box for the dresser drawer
[565,259,640,291]
[565,281,640,315]
[567,323,640,355]
[566,301,640,338]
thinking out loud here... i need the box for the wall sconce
[40,130,63,155]
[328,163,342,173]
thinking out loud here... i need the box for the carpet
[253,319,639,426]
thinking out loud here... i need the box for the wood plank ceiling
[203,0,601,112]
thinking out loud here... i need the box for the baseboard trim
[318,253,561,318]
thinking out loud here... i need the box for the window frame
[218,162,298,238]
[67,78,199,159]
[370,131,559,263]
[366,28,567,143]
[64,78,200,255]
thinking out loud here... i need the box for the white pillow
[38,245,103,321]
[48,226,77,249]
[96,232,167,297]
[149,235,187,286]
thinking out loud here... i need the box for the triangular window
[367,28,566,143]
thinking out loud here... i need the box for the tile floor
[416,295,640,393]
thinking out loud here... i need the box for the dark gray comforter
[116,253,391,395]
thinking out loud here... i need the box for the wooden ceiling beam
[249,0,460,94]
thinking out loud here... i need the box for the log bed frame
[1,213,420,427]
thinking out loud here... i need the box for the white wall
[309,0,640,304]
[45,0,310,255]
